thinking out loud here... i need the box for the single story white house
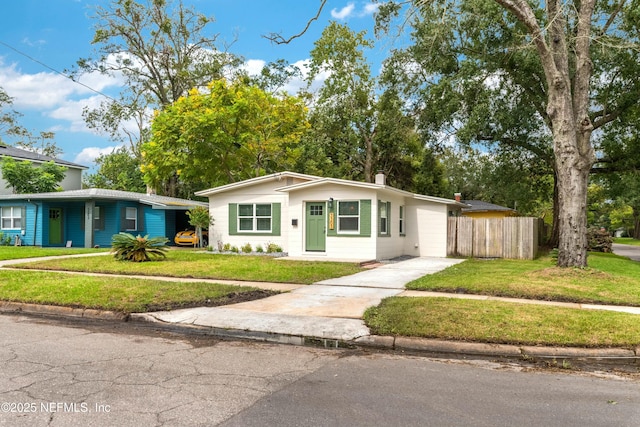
[195,171,467,261]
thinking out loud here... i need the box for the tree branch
[263,0,327,44]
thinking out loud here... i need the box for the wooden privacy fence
[447,217,542,260]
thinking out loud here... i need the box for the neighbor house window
[399,205,405,235]
[1,206,22,229]
[93,206,105,230]
[338,201,359,233]
[125,207,137,231]
[238,203,272,232]
[379,201,389,236]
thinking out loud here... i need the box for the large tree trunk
[548,169,560,248]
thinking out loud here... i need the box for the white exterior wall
[207,180,293,251]
[287,184,378,261]
[375,193,409,260]
[0,165,84,195]
[404,200,449,257]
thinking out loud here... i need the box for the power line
[0,40,118,103]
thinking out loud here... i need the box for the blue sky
[0,0,383,169]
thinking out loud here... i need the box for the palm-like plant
[111,233,169,262]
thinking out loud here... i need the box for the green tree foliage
[377,0,640,267]
[0,88,29,143]
[186,206,214,248]
[111,232,169,262]
[141,79,309,191]
[301,22,431,191]
[84,146,146,193]
[0,157,67,194]
[77,0,241,158]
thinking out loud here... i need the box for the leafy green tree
[302,22,427,190]
[142,79,308,191]
[77,0,241,159]
[85,146,146,193]
[1,157,67,193]
[377,0,640,267]
[186,206,214,248]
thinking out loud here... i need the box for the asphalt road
[1,315,639,427]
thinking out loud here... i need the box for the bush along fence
[447,217,543,260]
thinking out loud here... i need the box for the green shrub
[265,242,282,253]
[223,243,231,252]
[0,233,12,246]
[111,233,169,262]
[241,243,253,253]
[230,245,239,253]
[255,244,264,253]
[587,227,613,253]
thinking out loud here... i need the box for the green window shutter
[359,199,371,237]
[99,212,105,231]
[228,203,238,235]
[81,207,85,231]
[271,203,281,236]
[387,202,391,237]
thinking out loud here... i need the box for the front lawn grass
[12,250,364,284]
[0,246,108,260]
[0,270,270,313]
[364,297,640,348]
[405,252,640,306]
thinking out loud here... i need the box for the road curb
[0,301,129,321]
[3,303,639,364]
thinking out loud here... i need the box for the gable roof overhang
[277,177,469,208]
[194,171,321,197]
[0,189,207,210]
[0,144,88,170]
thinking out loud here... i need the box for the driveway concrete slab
[227,285,401,318]
[146,307,370,341]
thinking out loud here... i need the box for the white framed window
[125,207,137,231]
[238,204,272,232]
[1,206,22,230]
[379,201,389,235]
[338,201,359,233]
[399,205,405,236]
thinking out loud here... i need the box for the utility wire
[0,40,118,103]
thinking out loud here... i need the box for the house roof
[194,171,321,197]
[462,200,515,213]
[278,177,467,207]
[0,144,88,170]
[0,188,207,210]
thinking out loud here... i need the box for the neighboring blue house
[0,189,207,247]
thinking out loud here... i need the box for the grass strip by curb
[0,270,274,314]
[364,297,640,348]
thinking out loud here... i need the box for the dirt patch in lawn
[528,267,613,280]
[141,289,279,312]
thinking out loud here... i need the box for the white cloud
[73,145,121,166]
[242,59,266,76]
[331,3,356,20]
[362,2,380,15]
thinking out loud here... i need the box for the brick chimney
[454,193,461,203]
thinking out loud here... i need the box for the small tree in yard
[186,206,214,248]
[111,232,168,262]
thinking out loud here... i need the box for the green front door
[48,208,63,245]
[305,202,326,252]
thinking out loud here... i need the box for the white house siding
[207,180,292,251]
[404,200,449,257]
[375,193,408,260]
[286,184,378,260]
[0,165,84,195]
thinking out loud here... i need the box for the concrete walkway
[137,257,466,341]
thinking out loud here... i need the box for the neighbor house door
[305,202,326,252]
[48,208,63,245]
